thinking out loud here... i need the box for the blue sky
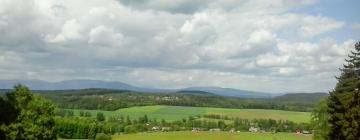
[306,0,359,42]
[0,0,359,93]
[314,0,359,22]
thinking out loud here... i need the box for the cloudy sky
[0,0,359,93]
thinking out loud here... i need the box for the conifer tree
[327,41,360,140]
[327,92,346,140]
[343,42,360,140]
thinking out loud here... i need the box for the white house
[249,126,259,133]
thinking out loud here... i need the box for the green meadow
[112,131,312,140]
[70,105,310,123]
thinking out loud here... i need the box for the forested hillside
[35,88,327,112]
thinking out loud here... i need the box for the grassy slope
[206,108,310,123]
[112,132,312,140]
[70,105,310,123]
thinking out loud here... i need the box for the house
[192,127,201,132]
[249,126,259,133]
[163,96,171,101]
[209,128,221,132]
[302,130,311,134]
[161,127,171,132]
[152,126,160,131]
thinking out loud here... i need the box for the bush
[95,133,111,140]
[97,112,105,121]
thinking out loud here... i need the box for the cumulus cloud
[0,0,357,92]
[298,15,344,38]
[256,54,289,67]
[279,67,298,76]
[117,0,211,14]
[46,19,83,43]
[89,25,124,47]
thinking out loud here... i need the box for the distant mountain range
[180,87,278,98]
[0,79,172,92]
[0,79,321,98]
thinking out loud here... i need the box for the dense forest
[37,89,326,112]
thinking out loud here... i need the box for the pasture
[112,131,312,140]
[70,105,310,123]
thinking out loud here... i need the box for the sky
[0,0,359,93]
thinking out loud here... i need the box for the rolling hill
[274,92,328,103]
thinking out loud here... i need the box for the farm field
[112,131,312,140]
[69,105,310,123]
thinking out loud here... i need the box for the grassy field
[112,132,312,140]
[70,105,310,123]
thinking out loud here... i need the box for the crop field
[112,132,312,140]
[70,105,310,123]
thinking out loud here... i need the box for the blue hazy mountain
[0,79,136,90]
[0,79,277,98]
[179,87,279,98]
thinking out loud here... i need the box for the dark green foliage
[0,96,18,125]
[327,41,360,140]
[327,92,347,140]
[97,112,105,121]
[344,87,360,139]
[85,111,92,117]
[55,109,74,117]
[0,96,18,139]
[0,85,56,140]
[311,99,329,140]
[55,117,99,139]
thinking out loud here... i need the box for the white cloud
[0,0,356,93]
[45,18,85,43]
[89,25,124,47]
[247,29,277,52]
[180,12,210,34]
[0,51,23,68]
[279,67,298,76]
[256,53,290,67]
[298,15,344,38]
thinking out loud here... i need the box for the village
[148,125,312,135]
